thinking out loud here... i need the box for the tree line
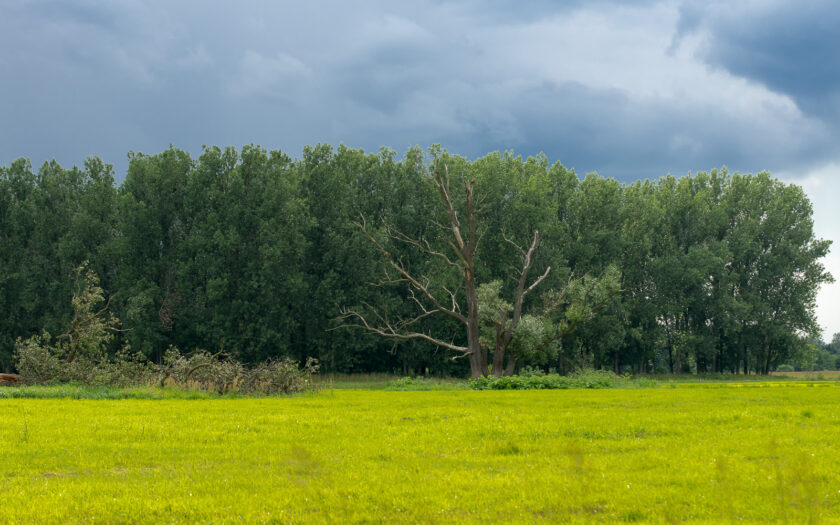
[0,144,833,375]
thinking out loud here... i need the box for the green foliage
[14,334,154,387]
[0,384,222,400]
[469,369,626,390]
[13,333,70,384]
[384,376,465,391]
[507,314,557,363]
[0,147,832,376]
[11,264,319,394]
[387,376,428,390]
[13,263,154,386]
[62,262,120,363]
[160,347,319,395]
[475,265,621,371]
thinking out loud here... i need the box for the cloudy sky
[1,0,838,337]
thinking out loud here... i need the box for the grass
[0,384,227,400]
[316,373,465,390]
[771,370,840,380]
[318,370,840,392]
[3,384,840,523]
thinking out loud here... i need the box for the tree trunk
[489,230,550,378]
[667,332,674,374]
[504,355,517,376]
[464,268,486,378]
[668,345,674,374]
[491,308,508,376]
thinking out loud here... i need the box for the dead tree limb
[336,161,488,377]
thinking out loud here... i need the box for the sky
[1,0,838,337]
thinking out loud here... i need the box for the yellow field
[2,384,840,523]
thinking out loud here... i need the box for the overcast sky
[1,0,838,337]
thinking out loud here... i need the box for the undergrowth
[468,369,648,390]
[384,376,468,391]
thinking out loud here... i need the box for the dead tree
[489,231,551,375]
[337,162,551,378]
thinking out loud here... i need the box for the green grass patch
[3,385,840,522]
[318,371,840,392]
[0,384,325,400]
[317,373,465,390]
[0,384,239,400]
[469,369,639,390]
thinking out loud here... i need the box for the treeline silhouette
[0,144,833,375]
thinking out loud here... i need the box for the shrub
[240,356,320,395]
[569,368,623,388]
[14,339,319,396]
[11,264,319,396]
[14,333,122,386]
[107,347,158,387]
[13,334,65,384]
[158,348,320,395]
[385,376,438,390]
[160,347,245,393]
[468,369,625,390]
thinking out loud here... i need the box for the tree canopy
[0,145,833,375]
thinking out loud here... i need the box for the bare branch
[442,286,461,314]
[433,164,467,254]
[336,307,469,354]
[503,232,527,258]
[353,217,467,325]
[464,177,478,259]
[338,163,485,374]
[445,238,469,267]
[525,266,552,297]
[387,226,462,270]
[503,230,551,347]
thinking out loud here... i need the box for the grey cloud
[676,1,840,116]
[1,0,839,184]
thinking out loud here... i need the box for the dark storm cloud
[676,1,840,117]
[0,0,837,182]
[1,0,838,334]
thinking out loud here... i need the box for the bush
[160,348,245,393]
[468,369,625,390]
[776,364,796,373]
[386,376,420,389]
[385,376,438,390]
[240,356,320,395]
[158,348,319,395]
[13,334,65,384]
[569,368,623,388]
[13,333,144,386]
[108,347,158,387]
[11,265,319,396]
[14,339,319,396]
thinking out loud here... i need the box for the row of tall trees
[0,145,833,374]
